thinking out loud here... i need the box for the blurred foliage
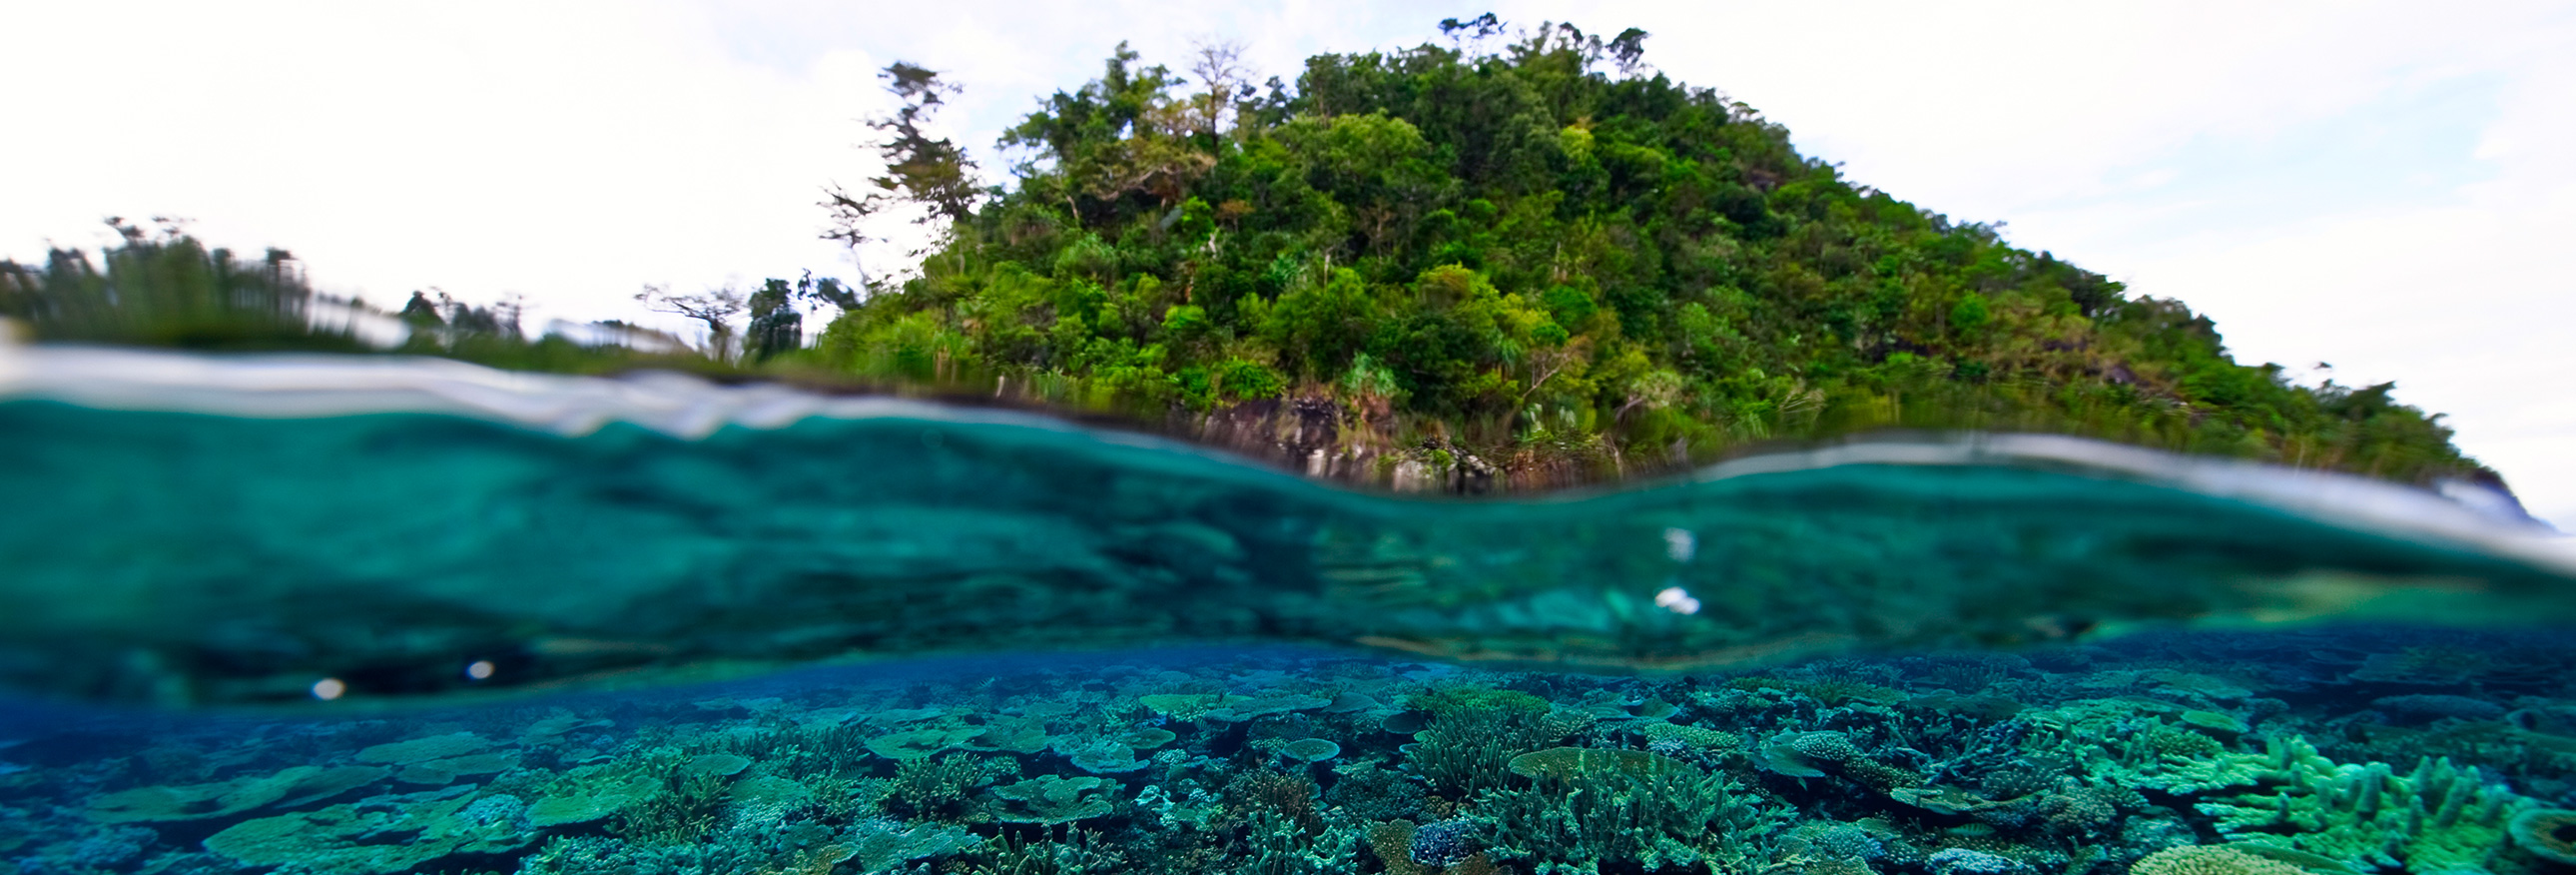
[1,219,722,376]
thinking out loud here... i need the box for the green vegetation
[0,20,2489,488]
[815,21,2483,484]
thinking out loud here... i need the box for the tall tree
[1186,38,1250,137]
[824,62,981,281]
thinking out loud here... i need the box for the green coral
[1053,735,1150,774]
[991,774,1117,825]
[1508,747,1695,783]
[525,763,662,827]
[1138,693,1222,720]
[395,751,519,786]
[2193,742,2532,872]
[886,752,1012,819]
[678,753,752,778]
[1116,726,1178,749]
[1405,689,1593,797]
[846,816,982,871]
[610,772,729,846]
[1204,692,1334,722]
[88,765,388,823]
[966,716,1052,754]
[971,828,1124,875]
[1635,720,1740,750]
[1283,738,1343,762]
[1748,730,1919,792]
[728,775,815,819]
[1481,744,1784,874]
[354,732,490,765]
[2021,697,2267,793]
[202,787,533,875]
[868,723,984,761]
[2182,710,2253,736]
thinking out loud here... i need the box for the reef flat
[5,632,2576,875]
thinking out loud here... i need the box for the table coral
[201,787,534,875]
[991,774,1116,825]
[354,732,490,766]
[525,764,661,827]
[88,765,388,823]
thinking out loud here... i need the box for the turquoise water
[1,347,2573,875]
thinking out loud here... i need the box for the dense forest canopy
[0,19,2486,489]
[813,22,2481,485]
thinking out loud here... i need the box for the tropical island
[0,19,2488,493]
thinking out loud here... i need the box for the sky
[5,1,2571,526]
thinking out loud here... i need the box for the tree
[1001,44,1208,210]
[398,291,444,328]
[1438,13,1505,54]
[636,284,747,361]
[824,62,980,282]
[745,280,801,362]
[792,25,2485,487]
[1186,38,1250,137]
[1607,28,1649,76]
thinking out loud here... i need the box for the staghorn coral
[965,827,1122,875]
[1404,687,1593,797]
[885,752,1012,819]
[1479,742,1785,874]
[1227,770,1324,837]
[609,771,728,846]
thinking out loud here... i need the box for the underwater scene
[3,346,2576,875]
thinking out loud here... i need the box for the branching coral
[886,752,1013,819]
[1404,687,1593,797]
[2192,745,2532,872]
[1479,744,1785,874]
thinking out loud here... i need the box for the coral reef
[6,627,2573,875]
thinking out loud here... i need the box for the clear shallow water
[1,347,2573,875]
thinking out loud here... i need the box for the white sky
[5,1,2571,526]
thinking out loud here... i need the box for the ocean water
[1,346,2573,875]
